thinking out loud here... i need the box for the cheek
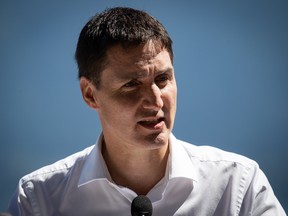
[162,84,177,107]
[112,91,142,107]
[98,100,134,129]
[98,93,141,123]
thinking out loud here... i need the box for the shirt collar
[78,133,110,187]
[78,133,198,187]
[168,134,198,182]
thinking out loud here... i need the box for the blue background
[0,0,287,212]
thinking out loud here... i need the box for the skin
[80,41,177,195]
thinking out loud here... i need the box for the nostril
[142,99,163,110]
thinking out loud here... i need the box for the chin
[142,131,170,148]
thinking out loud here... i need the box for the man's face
[92,42,177,150]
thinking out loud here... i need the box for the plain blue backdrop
[0,0,287,212]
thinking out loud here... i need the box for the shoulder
[20,145,94,186]
[173,137,262,196]
[175,137,259,172]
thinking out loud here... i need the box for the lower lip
[138,120,165,130]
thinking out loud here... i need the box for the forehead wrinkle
[113,69,151,83]
[118,65,174,82]
[109,60,154,81]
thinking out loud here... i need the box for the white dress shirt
[7,134,286,216]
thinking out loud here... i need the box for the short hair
[75,7,173,88]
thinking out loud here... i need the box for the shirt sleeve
[7,180,37,216]
[240,166,286,216]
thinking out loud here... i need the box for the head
[75,7,173,89]
[76,7,177,151]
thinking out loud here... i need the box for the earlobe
[79,77,99,110]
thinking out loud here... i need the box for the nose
[142,84,164,110]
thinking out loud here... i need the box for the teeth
[141,120,158,124]
[140,118,164,124]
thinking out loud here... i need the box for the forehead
[104,42,172,78]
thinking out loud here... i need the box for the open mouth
[138,117,165,130]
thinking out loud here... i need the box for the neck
[102,138,169,195]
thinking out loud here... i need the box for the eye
[155,74,170,87]
[123,79,140,88]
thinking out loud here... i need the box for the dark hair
[75,7,173,88]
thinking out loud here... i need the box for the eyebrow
[117,66,174,81]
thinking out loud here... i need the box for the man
[7,7,286,216]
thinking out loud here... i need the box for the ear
[79,77,99,110]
